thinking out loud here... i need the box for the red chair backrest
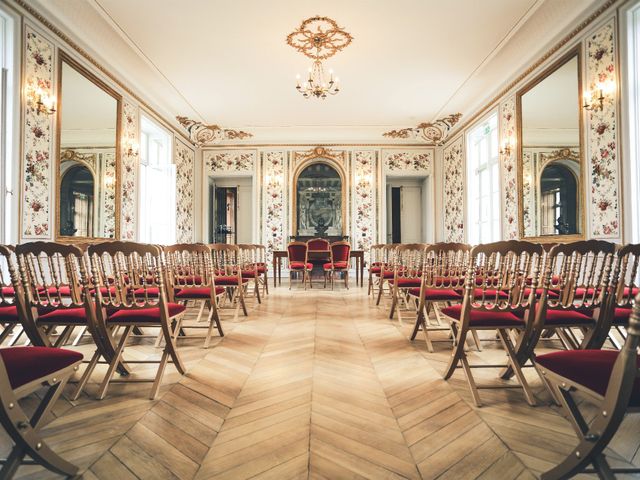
[287,242,308,262]
[307,238,329,251]
[331,242,351,263]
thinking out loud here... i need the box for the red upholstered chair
[441,241,545,407]
[0,246,31,347]
[238,244,262,304]
[287,241,311,290]
[323,241,351,290]
[388,244,427,323]
[0,346,83,478]
[306,238,330,288]
[375,244,399,306]
[367,244,385,296]
[210,244,249,320]
[534,294,640,479]
[409,242,471,352]
[307,238,330,252]
[83,241,187,400]
[254,244,269,297]
[164,243,225,348]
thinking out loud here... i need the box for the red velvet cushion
[523,288,560,299]
[108,303,186,323]
[175,275,203,285]
[38,286,72,297]
[1,286,15,296]
[613,308,631,326]
[453,288,510,299]
[287,244,308,262]
[390,278,422,288]
[175,286,224,299]
[408,287,462,301]
[369,266,381,274]
[307,240,330,251]
[624,287,639,296]
[323,261,348,270]
[241,270,257,278]
[0,306,18,323]
[0,346,83,390]
[544,308,594,325]
[215,275,249,286]
[289,262,312,270]
[133,287,160,297]
[441,304,524,327]
[38,307,87,324]
[330,245,351,262]
[536,350,640,407]
[257,266,266,274]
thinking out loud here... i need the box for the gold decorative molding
[286,16,353,60]
[542,148,580,164]
[383,113,462,145]
[293,146,345,164]
[176,116,252,146]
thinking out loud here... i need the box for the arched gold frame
[291,147,348,237]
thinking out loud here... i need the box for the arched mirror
[56,53,120,240]
[517,47,584,240]
[295,162,343,237]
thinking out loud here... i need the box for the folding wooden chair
[0,246,32,347]
[376,244,399,306]
[85,241,187,400]
[367,244,385,296]
[389,244,427,323]
[534,293,640,479]
[238,244,262,304]
[287,241,312,290]
[409,242,471,352]
[441,240,544,407]
[0,346,83,478]
[210,244,249,319]
[164,243,225,348]
[323,241,351,290]
[254,244,269,297]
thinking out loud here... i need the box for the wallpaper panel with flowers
[21,26,55,239]
[204,151,256,174]
[383,150,433,175]
[499,97,519,240]
[120,100,139,240]
[175,140,195,243]
[442,136,465,243]
[585,19,620,238]
[262,151,287,262]
[352,151,377,255]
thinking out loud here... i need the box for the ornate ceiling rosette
[176,116,252,146]
[286,16,353,60]
[383,113,463,145]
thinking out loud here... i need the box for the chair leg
[376,279,385,306]
[460,353,482,407]
[497,329,536,406]
[71,348,102,400]
[97,325,132,400]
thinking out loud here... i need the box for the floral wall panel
[442,136,465,242]
[204,150,256,174]
[120,100,139,240]
[21,26,55,239]
[175,140,195,243]
[499,97,519,240]
[262,151,287,262]
[352,151,377,255]
[585,19,620,238]
[383,150,433,175]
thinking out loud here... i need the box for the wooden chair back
[307,238,330,251]
[422,242,470,290]
[164,243,215,298]
[393,244,427,281]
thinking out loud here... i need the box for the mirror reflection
[520,54,581,237]
[296,162,343,237]
[58,60,118,238]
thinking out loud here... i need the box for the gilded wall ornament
[286,16,353,60]
[383,113,463,145]
[176,116,252,146]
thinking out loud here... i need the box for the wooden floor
[3,281,640,479]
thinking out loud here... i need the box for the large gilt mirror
[517,48,583,241]
[296,163,343,237]
[56,53,120,240]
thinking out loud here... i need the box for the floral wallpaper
[21,26,54,239]
[499,97,518,240]
[383,150,433,175]
[175,140,195,243]
[586,19,620,238]
[443,136,465,242]
[352,151,377,255]
[102,152,117,238]
[120,100,139,240]
[205,151,255,173]
[262,151,287,262]
[522,151,534,236]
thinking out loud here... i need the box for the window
[0,7,17,243]
[466,113,500,245]
[138,115,175,244]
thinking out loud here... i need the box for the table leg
[272,257,277,288]
[278,257,282,286]
[359,255,364,287]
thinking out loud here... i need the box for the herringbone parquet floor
[3,281,640,479]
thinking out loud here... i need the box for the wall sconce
[26,84,56,115]
[355,174,372,187]
[265,174,282,188]
[124,139,139,157]
[500,137,514,157]
[583,80,615,111]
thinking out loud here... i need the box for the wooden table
[272,250,365,287]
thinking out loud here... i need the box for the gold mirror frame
[291,147,348,237]
[55,52,122,242]
[516,46,585,243]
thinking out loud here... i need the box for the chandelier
[287,16,352,100]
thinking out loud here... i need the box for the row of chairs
[287,239,351,290]
[369,240,640,479]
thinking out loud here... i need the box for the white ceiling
[32,0,603,143]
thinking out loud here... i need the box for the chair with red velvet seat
[164,243,225,348]
[254,244,269,297]
[441,241,545,407]
[388,244,427,323]
[0,246,31,347]
[306,238,330,288]
[0,346,83,478]
[323,241,351,290]
[409,242,471,352]
[375,244,400,306]
[84,241,187,400]
[367,244,385,296]
[210,243,249,320]
[237,244,262,304]
[287,241,312,290]
[534,294,640,479]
